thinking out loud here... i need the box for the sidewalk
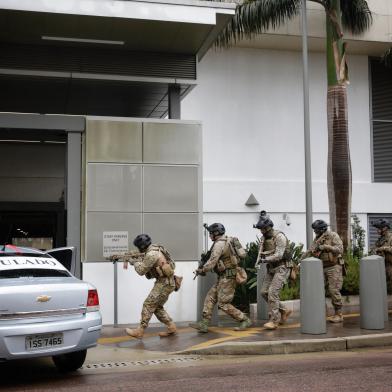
[95,313,392,357]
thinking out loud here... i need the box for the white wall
[83,261,198,325]
[182,47,392,247]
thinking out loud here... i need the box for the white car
[0,245,102,371]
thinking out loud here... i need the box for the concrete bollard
[379,259,389,322]
[197,272,218,325]
[256,263,269,320]
[360,255,387,329]
[300,257,326,334]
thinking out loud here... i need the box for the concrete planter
[249,295,392,321]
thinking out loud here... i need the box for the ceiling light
[42,36,124,45]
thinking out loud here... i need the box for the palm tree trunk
[326,0,352,251]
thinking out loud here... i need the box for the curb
[178,333,392,356]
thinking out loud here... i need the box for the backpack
[155,245,183,291]
[228,237,247,263]
[227,237,248,285]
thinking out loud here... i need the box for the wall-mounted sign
[103,231,128,258]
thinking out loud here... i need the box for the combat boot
[329,311,343,323]
[189,319,209,333]
[125,327,144,339]
[263,320,279,330]
[159,322,177,337]
[233,317,252,331]
[279,308,292,325]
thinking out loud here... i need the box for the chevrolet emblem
[36,295,52,303]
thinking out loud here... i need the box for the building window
[370,59,392,182]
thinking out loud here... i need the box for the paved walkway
[96,313,392,355]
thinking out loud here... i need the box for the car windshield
[0,268,71,279]
[0,245,51,258]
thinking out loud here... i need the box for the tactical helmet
[311,220,328,232]
[133,234,152,251]
[372,218,391,230]
[206,223,225,236]
[254,216,274,229]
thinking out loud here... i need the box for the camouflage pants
[260,265,290,322]
[386,262,392,294]
[202,277,245,322]
[324,264,343,311]
[140,280,175,328]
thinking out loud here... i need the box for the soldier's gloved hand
[128,258,136,266]
[196,267,204,275]
[110,254,120,262]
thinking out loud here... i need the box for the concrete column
[300,257,326,334]
[66,132,82,278]
[256,263,269,320]
[168,84,181,119]
[360,255,387,330]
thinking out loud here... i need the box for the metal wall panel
[143,166,198,212]
[143,122,201,164]
[144,213,199,261]
[372,122,392,182]
[86,120,142,163]
[370,59,392,183]
[85,212,142,261]
[0,44,197,80]
[87,164,142,212]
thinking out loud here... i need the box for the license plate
[25,333,63,351]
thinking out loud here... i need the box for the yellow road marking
[98,311,390,347]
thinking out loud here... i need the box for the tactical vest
[315,232,339,267]
[263,230,292,264]
[375,232,392,264]
[145,244,175,283]
[214,236,238,277]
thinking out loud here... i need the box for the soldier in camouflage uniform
[370,218,392,294]
[121,234,177,339]
[255,214,292,330]
[189,223,252,333]
[303,220,344,323]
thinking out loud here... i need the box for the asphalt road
[1,348,392,392]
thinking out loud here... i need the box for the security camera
[286,215,291,226]
[283,213,291,226]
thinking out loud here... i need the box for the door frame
[0,113,85,277]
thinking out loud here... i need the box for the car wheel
[52,349,87,372]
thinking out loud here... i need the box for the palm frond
[216,0,300,47]
[382,48,392,69]
[340,0,372,34]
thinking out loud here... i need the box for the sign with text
[103,231,128,258]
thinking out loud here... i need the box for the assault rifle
[109,250,145,266]
[193,250,211,280]
[308,235,326,258]
[255,249,274,268]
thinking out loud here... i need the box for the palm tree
[382,49,392,68]
[214,0,372,250]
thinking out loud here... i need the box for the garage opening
[0,129,67,250]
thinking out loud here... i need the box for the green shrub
[342,251,360,295]
[351,215,366,259]
[233,238,362,311]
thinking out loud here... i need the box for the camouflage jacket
[257,230,288,263]
[134,244,175,284]
[202,235,237,274]
[303,230,343,267]
[371,231,392,263]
